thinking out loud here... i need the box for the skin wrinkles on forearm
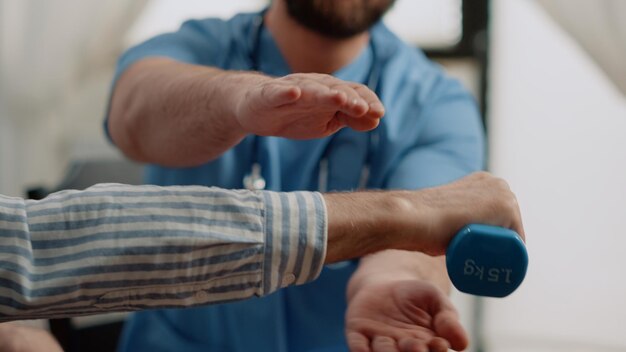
[109,59,248,166]
[323,173,525,266]
[109,58,385,167]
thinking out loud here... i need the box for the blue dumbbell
[446,224,528,297]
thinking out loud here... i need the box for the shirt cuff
[259,191,327,295]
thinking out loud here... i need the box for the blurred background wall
[487,0,626,351]
[0,1,147,197]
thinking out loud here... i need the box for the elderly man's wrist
[323,192,393,262]
[371,190,432,252]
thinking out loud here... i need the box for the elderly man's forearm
[323,172,525,263]
[0,185,325,321]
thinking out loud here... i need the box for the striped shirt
[0,183,327,322]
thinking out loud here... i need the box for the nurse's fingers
[316,88,349,107]
[295,80,349,108]
[295,80,371,119]
[275,74,382,118]
[336,112,380,132]
[261,83,302,107]
[351,83,385,119]
[267,75,383,123]
[316,74,382,118]
[329,84,369,117]
[366,101,385,119]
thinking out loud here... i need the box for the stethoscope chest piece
[243,163,266,191]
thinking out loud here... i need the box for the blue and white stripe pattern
[0,184,327,321]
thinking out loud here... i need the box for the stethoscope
[243,12,383,192]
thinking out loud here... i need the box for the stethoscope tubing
[244,11,382,192]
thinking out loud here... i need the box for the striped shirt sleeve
[0,184,327,322]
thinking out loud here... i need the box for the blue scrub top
[110,12,485,352]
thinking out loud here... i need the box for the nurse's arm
[107,58,384,167]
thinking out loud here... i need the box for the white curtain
[0,0,148,195]
[2,0,148,112]
[537,0,626,96]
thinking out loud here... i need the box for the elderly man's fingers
[512,194,526,242]
[427,337,451,352]
[347,331,371,352]
[433,310,469,351]
[398,337,429,352]
[372,335,399,352]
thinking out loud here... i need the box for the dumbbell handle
[446,224,528,298]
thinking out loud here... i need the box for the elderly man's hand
[345,279,468,352]
[234,73,385,139]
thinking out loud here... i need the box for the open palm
[345,280,468,352]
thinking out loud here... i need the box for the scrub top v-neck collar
[245,20,378,192]
[254,21,375,85]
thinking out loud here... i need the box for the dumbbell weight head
[446,224,528,298]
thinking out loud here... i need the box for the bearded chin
[284,0,395,39]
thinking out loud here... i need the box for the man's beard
[284,0,396,39]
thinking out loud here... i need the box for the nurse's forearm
[108,58,254,166]
[108,58,383,167]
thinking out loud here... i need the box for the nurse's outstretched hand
[234,73,385,139]
[109,59,384,166]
